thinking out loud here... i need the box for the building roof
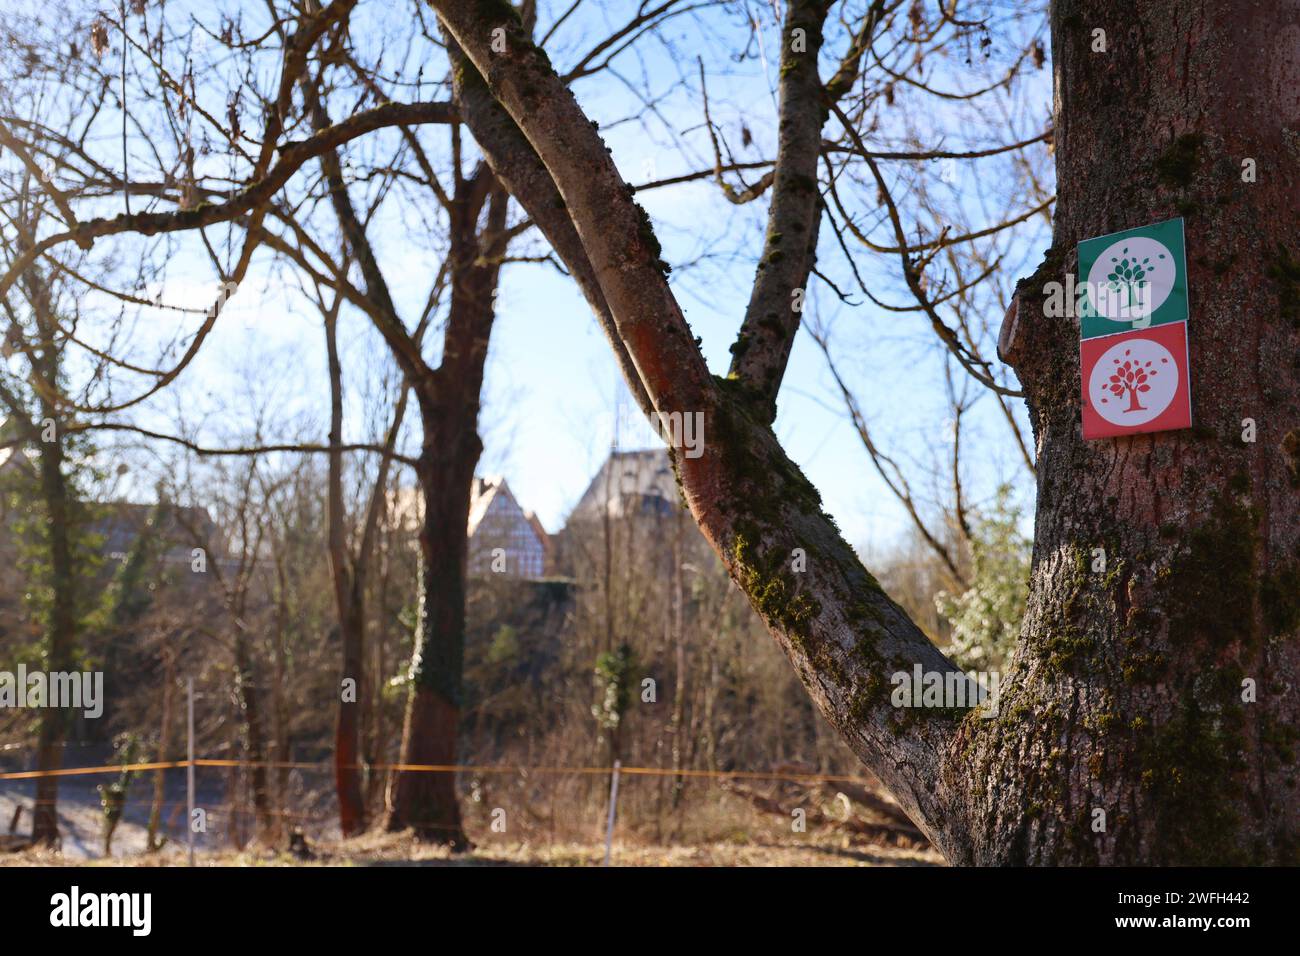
[567,448,680,523]
[390,476,549,542]
[467,476,506,537]
[524,511,552,561]
[465,477,550,578]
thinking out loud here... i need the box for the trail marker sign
[1081,321,1192,439]
[1077,217,1188,339]
[1077,217,1193,440]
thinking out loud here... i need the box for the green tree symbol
[1105,246,1167,313]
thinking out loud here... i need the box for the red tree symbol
[1099,349,1160,413]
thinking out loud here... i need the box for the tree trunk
[434,0,1300,864]
[324,306,368,837]
[147,645,175,851]
[369,559,390,815]
[232,631,274,839]
[31,417,75,847]
[383,180,505,847]
[669,509,687,807]
[307,70,505,844]
[334,599,367,835]
[946,0,1300,863]
[323,301,409,837]
[383,425,479,848]
[271,564,290,842]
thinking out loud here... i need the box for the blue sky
[9,0,1053,554]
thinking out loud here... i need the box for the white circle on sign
[1089,338,1178,427]
[1086,236,1175,322]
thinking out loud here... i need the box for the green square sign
[1077,217,1188,340]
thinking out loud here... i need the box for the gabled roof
[467,475,507,537]
[523,510,552,558]
[389,476,548,543]
[468,477,549,539]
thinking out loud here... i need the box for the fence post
[603,760,621,867]
[187,678,194,868]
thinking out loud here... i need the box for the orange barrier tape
[0,761,188,780]
[0,758,874,786]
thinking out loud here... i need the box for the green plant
[98,733,144,857]
[591,643,638,731]
[935,485,1031,670]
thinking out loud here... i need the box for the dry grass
[3,824,942,868]
[1,778,943,867]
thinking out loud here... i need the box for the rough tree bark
[951,0,1300,864]
[433,0,1300,864]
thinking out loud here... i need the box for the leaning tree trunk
[434,0,1300,864]
[941,0,1300,864]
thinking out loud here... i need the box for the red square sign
[1080,321,1192,439]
